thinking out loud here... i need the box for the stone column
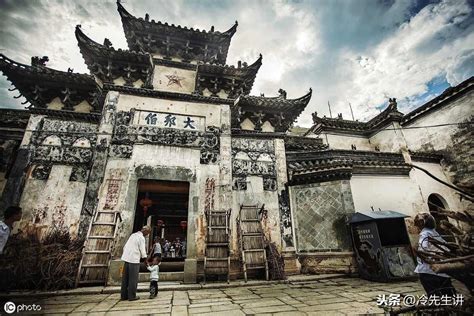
[0,115,42,213]
[274,138,300,275]
[78,92,118,237]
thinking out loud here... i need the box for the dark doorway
[428,194,450,236]
[134,180,189,271]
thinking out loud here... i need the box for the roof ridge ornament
[278,88,287,99]
[388,97,397,110]
[311,111,318,124]
[103,38,113,49]
[31,56,49,67]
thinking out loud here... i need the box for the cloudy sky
[0,0,473,127]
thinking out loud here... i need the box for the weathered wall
[369,122,407,153]
[350,175,424,217]
[97,92,232,282]
[409,162,471,213]
[402,92,473,151]
[0,139,21,197]
[230,137,285,257]
[17,165,87,237]
[320,133,373,151]
[290,180,355,252]
[442,118,474,193]
[152,65,196,94]
[9,116,98,238]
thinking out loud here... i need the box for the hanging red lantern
[139,193,153,218]
[180,220,187,230]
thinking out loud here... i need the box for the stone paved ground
[5,277,468,315]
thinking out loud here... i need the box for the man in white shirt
[0,206,22,255]
[121,226,150,301]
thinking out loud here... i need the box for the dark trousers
[419,273,456,296]
[121,262,140,300]
[150,280,158,297]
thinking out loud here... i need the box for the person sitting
[414,213,456,297]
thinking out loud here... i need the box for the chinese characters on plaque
[135,110,205,131]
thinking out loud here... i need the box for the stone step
[139,271,184,282]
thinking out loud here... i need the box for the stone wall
[317,133,373,151]
[0,139,21,202]
[402,92,473,152]
[442,116,474,196]
[290,180,355,252]
[230,137,286,254]
[96,92,232,283]
[9,115,99,238]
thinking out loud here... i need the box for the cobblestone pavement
[4,277,439,315]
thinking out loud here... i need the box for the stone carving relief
[204,178,216,212]
[232,177,247,191]
[231,138,277,191]
[263,177,277,191]
[42,135,62,146]
[115,110,133,126]
[29,118,98,184]
[278,188,294,247]
[72,137,92,148]
[70,166,89,182]
[41,119,98,135]
[112,110,221,164]
[231,138,274,154]
[200,126,220,164]
[109,144,134,159]
[31,164,52,180]
[104,179,122,210]
[232,160,276,177]
[33,146,93,164]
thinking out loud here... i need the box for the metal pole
[349,102,355,121]
[328,101,333,118]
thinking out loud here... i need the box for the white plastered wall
[321,133,373,150]
[350,175,424,217]
[401,92,474,151]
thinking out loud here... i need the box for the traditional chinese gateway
[0,2,472,285]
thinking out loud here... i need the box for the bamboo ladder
[238,204,269,282]
[203,208,231,283]
[76,210,122,286]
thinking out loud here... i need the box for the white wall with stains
[402,93,473,151]
[17,165,87,238]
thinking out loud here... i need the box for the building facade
[0,2,472,284]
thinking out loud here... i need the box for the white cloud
[1,0,473,127]
[301,0,474,125]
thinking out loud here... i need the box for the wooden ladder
[238,204,269,282]
[76,210,122,286]
[203,208,231,283]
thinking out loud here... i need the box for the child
[146,254,161,299]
